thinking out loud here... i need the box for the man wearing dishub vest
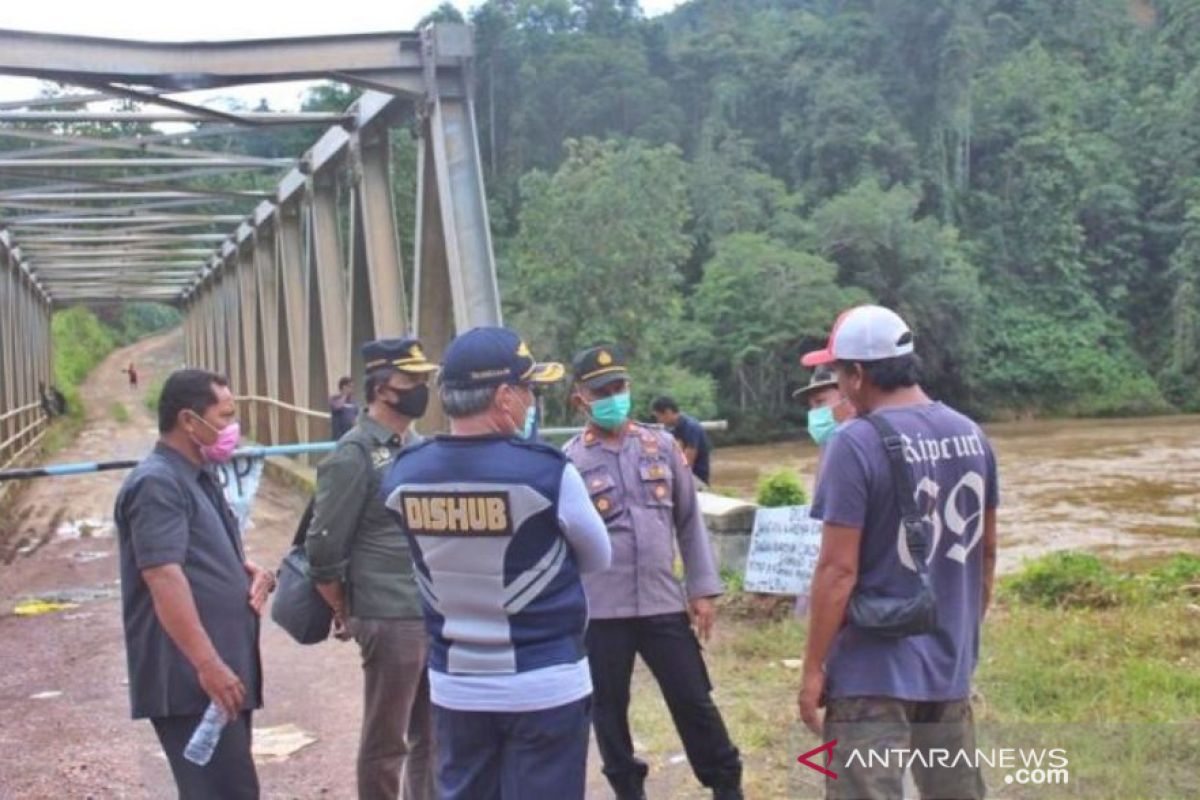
[380,327,612,800]
[564,345,744,800]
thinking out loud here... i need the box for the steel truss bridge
[0,24,502,469]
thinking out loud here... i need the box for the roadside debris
[252,724,318,764]
[12,599,80,616]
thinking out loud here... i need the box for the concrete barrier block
[699,492,758,572]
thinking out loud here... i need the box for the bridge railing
[0,239,52,476]
[234,395,331,449]
[0,404,48,472]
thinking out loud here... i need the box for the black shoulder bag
[271,498,334,645]
[845,413,938,638]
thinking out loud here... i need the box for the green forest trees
[449,0,1200,429]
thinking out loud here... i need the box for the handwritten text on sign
[743,505,822,595]
[214,456,264,536]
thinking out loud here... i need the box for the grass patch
[38,416,83,455]
[1001,551,1127,608]
[144,377,165,414]
[755,468,808,507]
[52,306,118,422]
[1001,550,1200,608]
[720,566,745,595]
[109,402,130,424]
[986,552,1200,725]
[978,590,1200,796]
[978,601,1200,723]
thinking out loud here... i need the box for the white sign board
[214,455,265,536]
[743,505,823,597]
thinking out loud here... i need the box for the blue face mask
[522,404,537,439]
[807,404,839,446]
[589,391,632,430]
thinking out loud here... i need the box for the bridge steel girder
[2,24,499,449]
[0,111,350,125]
[0,29,445,91]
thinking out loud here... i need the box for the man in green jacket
[306,337,438,800]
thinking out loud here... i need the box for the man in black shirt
[651,396,711,485]
[114,369,274,799]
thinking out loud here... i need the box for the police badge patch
[372,447,393,470]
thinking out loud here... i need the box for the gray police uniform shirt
[305,413,423,619]
[114,442,262,719]
[563,422,722,618]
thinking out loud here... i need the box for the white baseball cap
[801,305,914,367]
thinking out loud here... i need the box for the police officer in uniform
[306,337,438,800]
[564,345,744,800]
[379,326,611,800]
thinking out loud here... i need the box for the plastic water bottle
[183,702,228,766]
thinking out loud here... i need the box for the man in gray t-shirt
[797,306,998,800]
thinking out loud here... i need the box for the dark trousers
[433,696,591,800]
[824,696,986,800]
[353,618,436,800]
[587,613,742,797]
[151,710,259,800]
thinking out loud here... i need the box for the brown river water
[713,414,1200,574]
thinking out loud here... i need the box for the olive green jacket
[305,413,422,618]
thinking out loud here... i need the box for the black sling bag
[845,413,938,638]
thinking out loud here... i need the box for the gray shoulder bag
[271,498,333,644]
[846,413,938,638]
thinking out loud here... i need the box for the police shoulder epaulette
[643,422,681,453]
